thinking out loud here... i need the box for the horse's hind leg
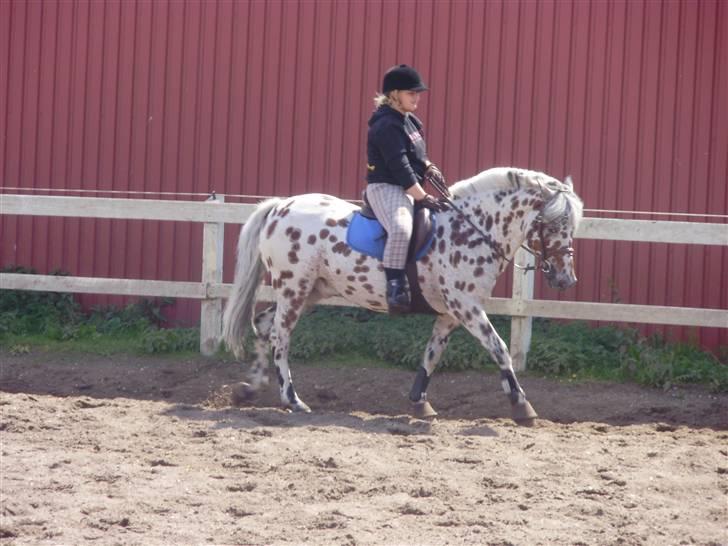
[270,298,311,413]
[248,305,277,390]
[409,314,459,416]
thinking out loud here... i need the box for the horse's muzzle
[548,273,577,291]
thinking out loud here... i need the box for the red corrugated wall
[2,0,726,350]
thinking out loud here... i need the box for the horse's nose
[558,275,577,290]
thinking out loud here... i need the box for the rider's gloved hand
[424,163,451,198]
[419,194,450,213]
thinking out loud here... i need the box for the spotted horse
[222,167,584,424]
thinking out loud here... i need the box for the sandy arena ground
[1,351,726,545]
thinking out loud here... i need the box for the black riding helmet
[382,64,428,94]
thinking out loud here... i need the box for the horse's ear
[564,175,574,189]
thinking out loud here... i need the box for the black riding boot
[385,271,410,314]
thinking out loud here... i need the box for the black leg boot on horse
[385,268,410,314]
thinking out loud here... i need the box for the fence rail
[2,194,726,367]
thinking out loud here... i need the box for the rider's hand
[424,164,451,198]
[419,194,450,213]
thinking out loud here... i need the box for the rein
[428,178,571,274]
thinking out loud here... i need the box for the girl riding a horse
[365,64,449,314]
[222,164,583,424]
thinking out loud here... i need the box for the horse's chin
[548,276,577,291]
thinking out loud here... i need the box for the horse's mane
[450,167,584,227]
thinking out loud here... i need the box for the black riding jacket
[366,105,429,189]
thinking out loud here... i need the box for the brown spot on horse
[332,242,351,256]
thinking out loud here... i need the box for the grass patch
[1,266,199,356]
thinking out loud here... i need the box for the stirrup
[387,279,410,314]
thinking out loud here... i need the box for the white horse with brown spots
[223,167,583,424]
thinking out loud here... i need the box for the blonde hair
[373,91,400,108]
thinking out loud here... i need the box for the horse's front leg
[409,314,459,417]
[458,305,538,425]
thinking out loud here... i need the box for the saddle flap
[408,206,433,263]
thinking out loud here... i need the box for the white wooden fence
[1,194,726,369]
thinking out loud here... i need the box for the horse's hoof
[291,401,312,413]
[512,400,538,425]
[230,382,257,406]
[413,400,438,419]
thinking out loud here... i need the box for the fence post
[510,248,535,371]
[200,194,225,355]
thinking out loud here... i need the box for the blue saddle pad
[346,212,436,262]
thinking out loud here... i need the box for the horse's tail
[222,197,281,358]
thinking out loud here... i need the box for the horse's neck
[457,188,541,255]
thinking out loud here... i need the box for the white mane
[450,167,584,228]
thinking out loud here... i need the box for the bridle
[528,216,575,275]
[429,178,574,275]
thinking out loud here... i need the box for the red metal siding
[2,0,726,350]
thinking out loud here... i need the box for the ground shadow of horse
[159,404,502,437]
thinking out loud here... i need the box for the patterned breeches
[365,183,414,270]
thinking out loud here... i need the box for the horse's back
[274,193,358,218]
[257,193,359,265]
[257,193,390,312]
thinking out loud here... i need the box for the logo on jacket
[409,131,423,144]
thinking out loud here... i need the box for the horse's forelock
[542,187,584,228]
